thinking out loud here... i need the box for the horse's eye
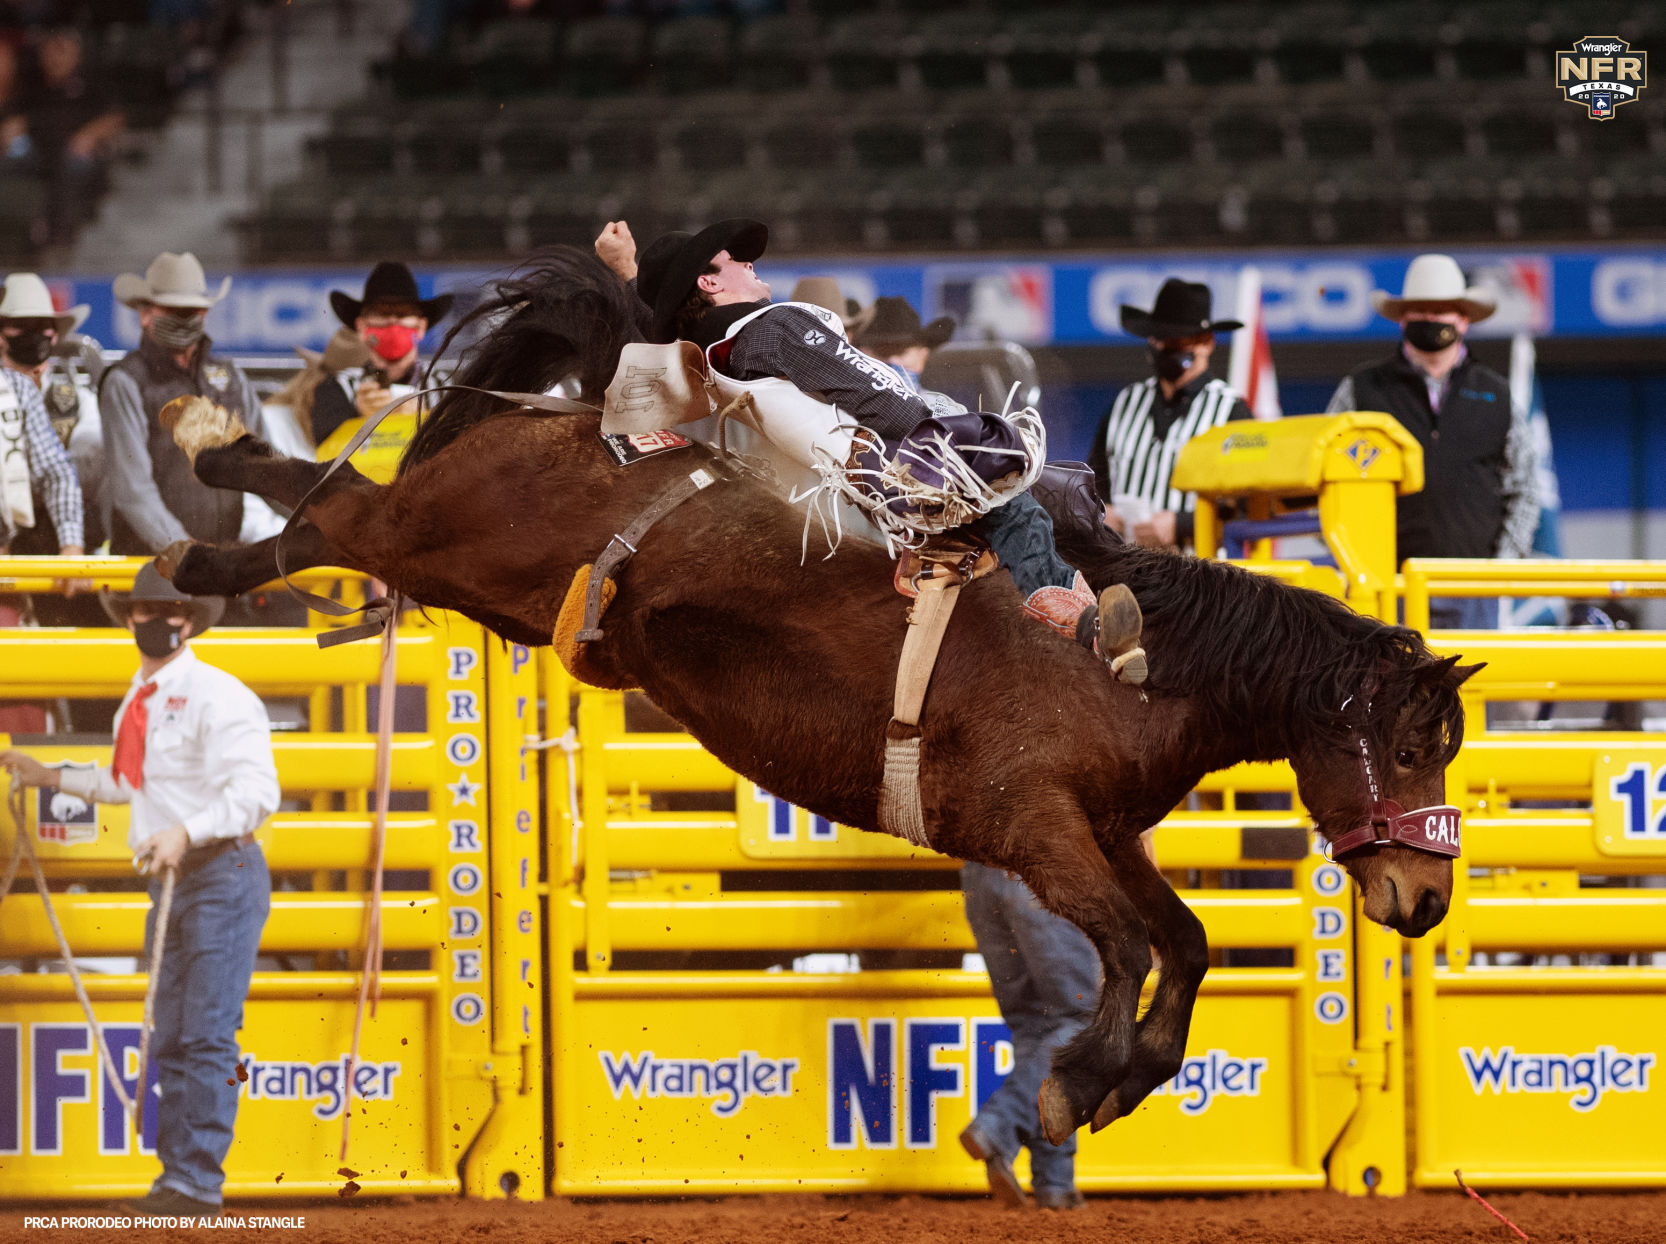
[1396,750,1417,767]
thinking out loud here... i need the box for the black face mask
[1150,345,1195,383]
[1402,319,1460,352]
[133,616,186,659]
[4,327,54,366]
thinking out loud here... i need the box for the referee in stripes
[1087,279,1253,552]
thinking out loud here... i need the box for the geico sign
[1087,264,1375,338]
[1592,258,1666,327]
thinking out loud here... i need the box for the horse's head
[1293,645,1481,938]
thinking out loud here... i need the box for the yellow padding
[553,564,639,691]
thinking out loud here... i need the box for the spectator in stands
[29,29,125,244]
[1326,254,1538,629]
[1,564,276,1218]
[0,41,32,168]
[960,862,1097,1211]
[308,261,453,452]
[1089,279,1251,553]
[852,295,956,405]
[101,251,269,558]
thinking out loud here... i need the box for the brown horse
[157,248,1475,1144]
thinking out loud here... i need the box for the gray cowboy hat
[113,252,232,310]
[1370,253,1497,323]
[100,562,224,636]
[636,218,769,342]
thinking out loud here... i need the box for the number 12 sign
[1595,755,1666,855]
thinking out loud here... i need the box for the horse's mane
[401,246,643,474]
[1068,536,1467,768]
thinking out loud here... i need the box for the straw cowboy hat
[1120,278,1242,340]
[113,252,231,310]
[853,296,955,354]
[329,261,454,327]
[636,218,769,342]
[0,273,88,334]
[1371,254,1496,322]
[789,276,871,332]
[100,562,224,636]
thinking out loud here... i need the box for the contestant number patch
[600,429,693,466]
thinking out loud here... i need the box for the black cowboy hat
[330,261,455,328]
[1119,278,1242,341]
[636,218,768,342]
[853,296,955,353]
[100,562,224,636]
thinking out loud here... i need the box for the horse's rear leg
[1087,834,1210,1131]
[1001,811,1151,1146]
[163,394,373,512]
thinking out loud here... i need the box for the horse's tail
[400,246,644,475]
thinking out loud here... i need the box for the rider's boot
[1023,575,1148,686]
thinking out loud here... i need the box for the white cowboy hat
[112,251,232,310]
[0,273,89,334]
[1370,254,1496,322]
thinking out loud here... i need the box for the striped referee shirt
[1088,374,1251,546]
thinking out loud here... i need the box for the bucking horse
[154,247,1475,1145]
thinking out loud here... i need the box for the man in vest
[101,252,269,556]
[1088,279,1252,553]
[633,218,1146,683]
[2,565,277,1216]
[308,261,454,473]
[1326,254,1538,629]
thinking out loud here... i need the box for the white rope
[526,729,583,870]
[133,866,175,1130]
[7,776,135,1119]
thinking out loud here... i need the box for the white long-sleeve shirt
[57,646,279,852]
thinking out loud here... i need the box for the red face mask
[364,323,418,362]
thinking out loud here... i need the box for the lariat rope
[3,775,136,1120]
[340,591,401,1161]
[134,866,174,1131]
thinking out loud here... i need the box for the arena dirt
[13,1190,1666,1243]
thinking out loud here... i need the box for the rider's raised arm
[723,305,936,442]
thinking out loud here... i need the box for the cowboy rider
[597,217,1145,684]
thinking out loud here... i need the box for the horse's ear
[1452,660,1486,686]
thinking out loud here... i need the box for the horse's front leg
[156,521,360,601]
[1086,833,1211,1131]
[996,806,1150,1146]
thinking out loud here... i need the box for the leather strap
[1328,712,1463,861]
[574,466,719,643]
[892,575,963,727]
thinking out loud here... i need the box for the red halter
[1326,706,1462,862]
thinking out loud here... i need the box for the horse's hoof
[1037,1077,1079,1147]
[155,540,198,583]
[1109,647,1148,686]
[1090,1088,1125,1132]
[160,396,248,467]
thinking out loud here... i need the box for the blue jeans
[975,492,1077,598]
[144,840,270,1205]
[962,862,1101,1191]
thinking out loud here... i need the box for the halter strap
[1327,704,1463,862]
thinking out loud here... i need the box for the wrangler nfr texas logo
[1557,35,1648,120]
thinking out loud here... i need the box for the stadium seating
[239,0,1666,261]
